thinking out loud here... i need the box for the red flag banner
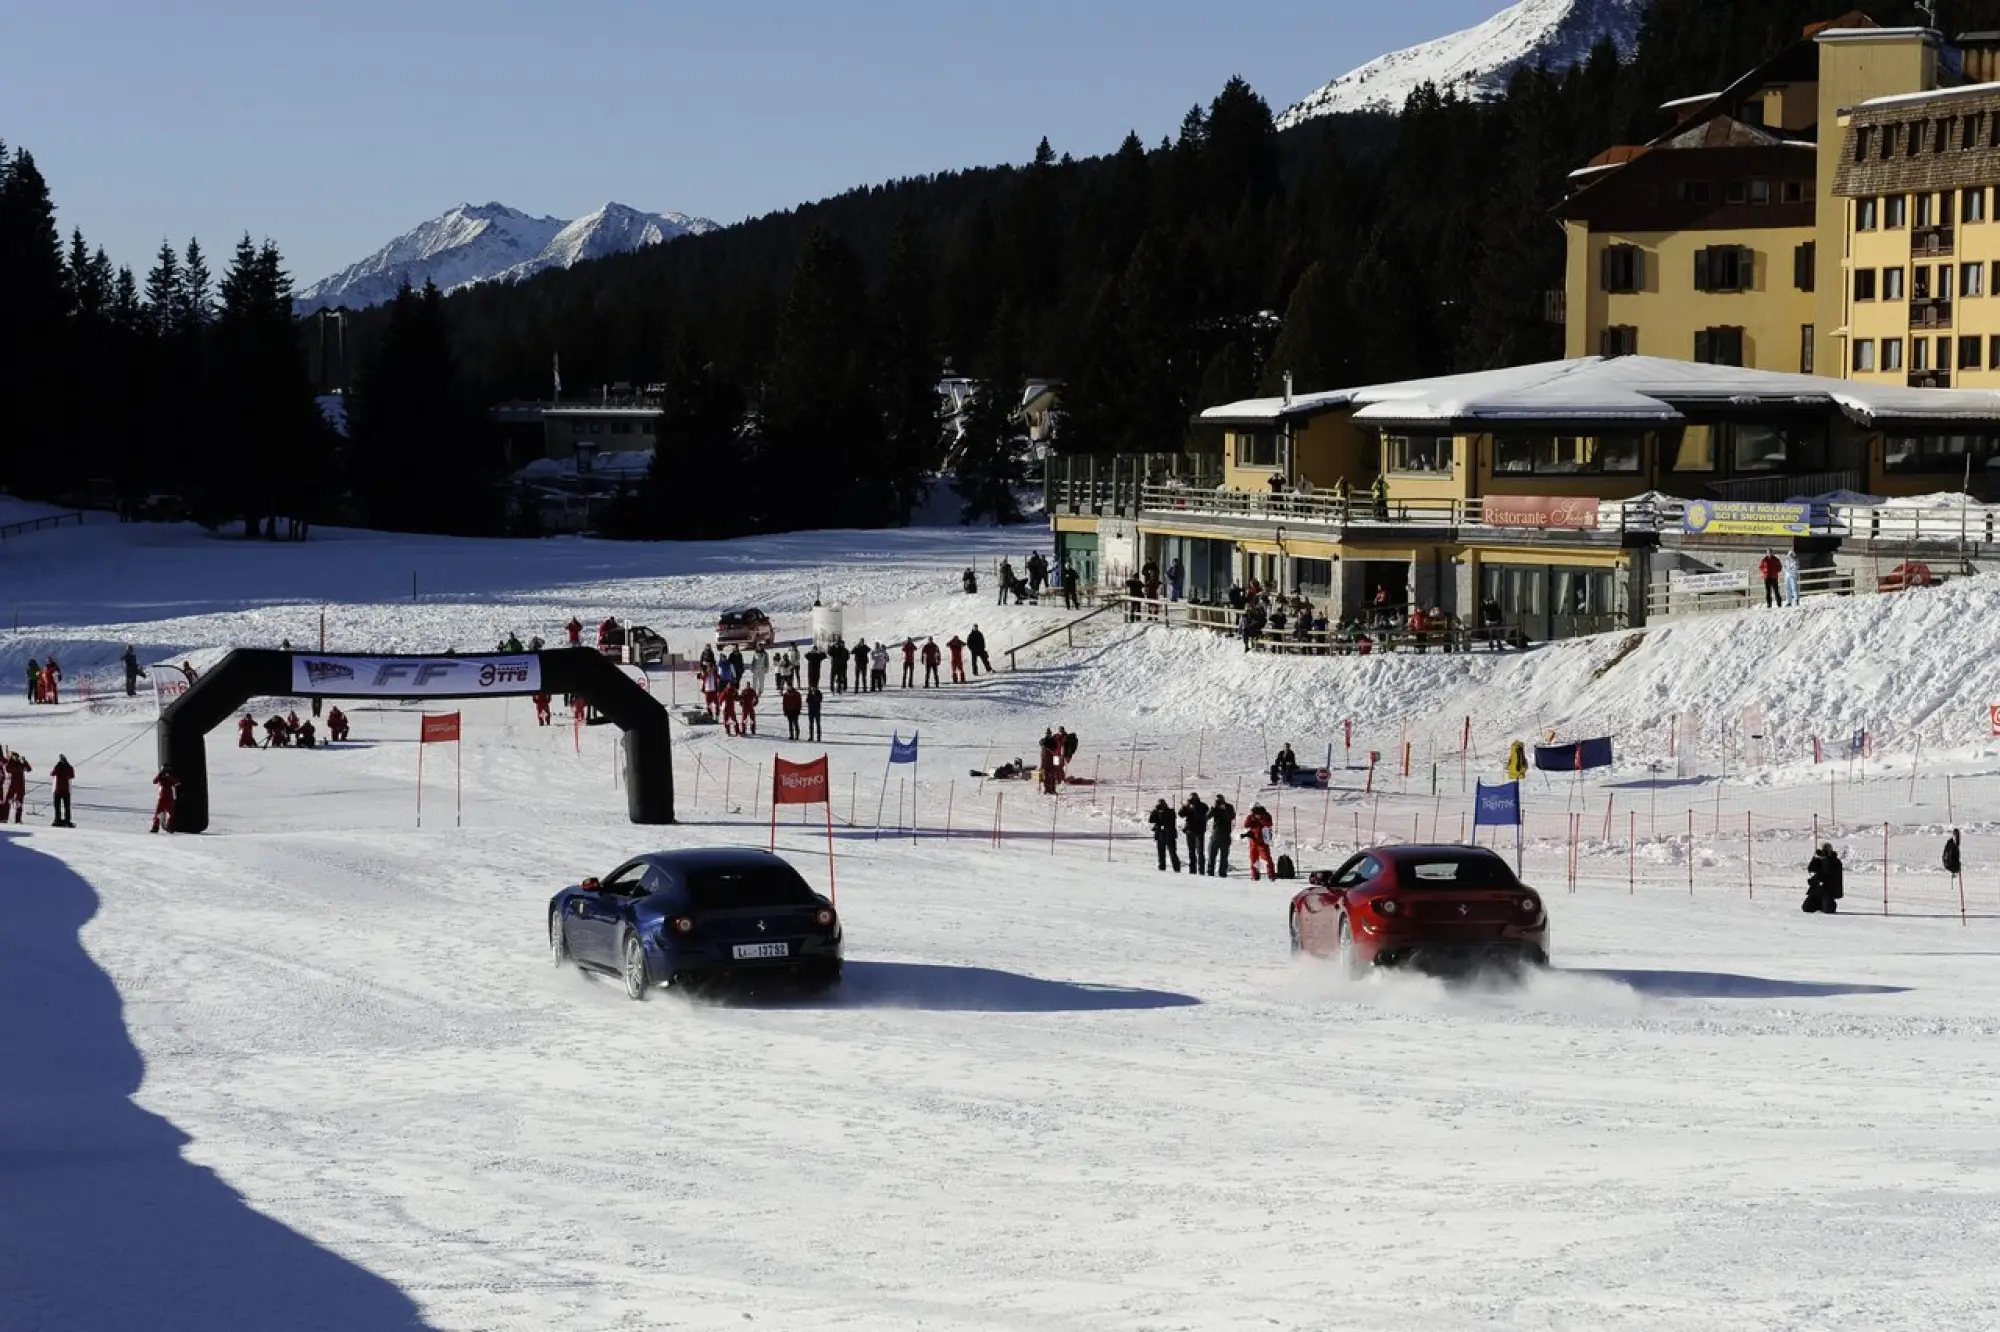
[773,755,830,806]
[1988,704,2000,737]
[422,712,462,744]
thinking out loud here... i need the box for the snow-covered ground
[5,520,2000,1330]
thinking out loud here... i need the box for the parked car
[1878,561,1935,593]
[601,624,669,665]
[716,608,775,648]
[1289,844,1549,976]
[549,848,842,999]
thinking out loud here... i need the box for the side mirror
[580,877,601,893]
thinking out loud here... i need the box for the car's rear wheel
[549,913,570,968]
[1335,914,1362,979]
[621,933,649,1001]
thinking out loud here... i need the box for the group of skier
[694,642,824,742]
[0,748,78,827]
[238,707,347,750]
[996,553,1082,609]
[24,657,63,705]
[1149,792,1276,879]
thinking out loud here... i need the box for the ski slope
[5,520,2000,1331]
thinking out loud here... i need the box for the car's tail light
[670,916,695,935]
[1519,897,1541,917]
[1372,898,1400,916]
[815,908,836,928]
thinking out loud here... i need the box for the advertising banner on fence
[1670,569,1749,594]
[1680,500,1812,537]
[150,662,194,715]
[291,655,541,697]
[1534,737,1615,772]
[1482,495,1601,530]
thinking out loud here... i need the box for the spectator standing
[997,559,1016,606]
[1149,799,1181,872]
[1945,828,1963,887]
[50,754,76,827]
[870,643,890,692]
[828,639,851,693]
[1759,550,1784,608]
[1061,560,1081,611]
[806,644,827,690]
[921,637,942,687]
[1207,795,1236,876]
[900,637,918,688]
[1167,558,1184,602]
[3,750,31,822]
[946,634,967,683]
[1180,792,1210,878]
[1243,804,1276,880]
[150,766,179,833]
[782,686,803,740]
[123,646,145,698]
[967,625,992,676]
[806,687,824,742]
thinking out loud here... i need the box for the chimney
[1283,371,1294,408]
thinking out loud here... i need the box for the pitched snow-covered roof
[1200,357,2000,430]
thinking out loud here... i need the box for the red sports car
[1289,844,1549,975]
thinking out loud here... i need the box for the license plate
[731,942,789,960]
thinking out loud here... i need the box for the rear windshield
[1393,856,1518,890]
[683,866,818,909]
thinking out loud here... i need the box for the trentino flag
[1850,729,1869,755]
[888,731,919,765]
[1473,781,1522,829]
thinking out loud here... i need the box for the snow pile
[295,201,719,313]
[1276,0,1645,126]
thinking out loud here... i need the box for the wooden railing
[0,511,85,540]
[1136,483,1668,534]
[1002,599,1130,670]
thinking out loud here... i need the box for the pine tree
[878,211,944,516]
[0,148,71,496]
[954,376,1026,524]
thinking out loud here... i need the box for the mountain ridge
[1277,0,1646,127]
[295,201,718,313]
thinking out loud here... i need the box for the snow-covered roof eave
[1858,78,2000,111]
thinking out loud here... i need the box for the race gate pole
[992,793,1003,850]
[724,756,733,815]
[945,780,955,841]
[753,762,763,821]
[1957,868,1967,926]
[1883,823,1891,916]
[1196,728,1205,780]
[769,772,778,850]
[1320,786,1331,844]
[977,743,993,793]
[456,729,462,828]
[1628,810,1635,894]
[691,756,703,812]
[1049,789,1058,855]
[1745,810,1752,898]
[1686,810,1694,895]
[900,778,907,840]
[850,772,857,827]
[1106,796,1116,862]
[1092,756,1101,808]
[1948,772,1955,824]
[874,763,892,840]
[1294,809,1301,849]
[1829,772,1836,828]
[1370,793,1380,845]
[824,798,837,906]
[1603,793,1614,843]
[416,717,425,829]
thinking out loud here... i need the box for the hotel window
[1916,193,1934,227]
[1884,338,1905,371]
[1599,325,1638,357]
[1907,122,1924,157]
[1936,118,1954,152]
[1386,435,1452,474]
[1961,336,1983,370]
[1939,335,1955,368]
[1724,179,1747,205]
[1942,191,1957,225]
[1965,262,1985,297]
[1693,326,1745,366]
[1885,434,2000,472]
[1914,265,1932,300]
[1992,260,2000,294]
[1853,269,1877,301]
[1853,339,1877,373]
[1991,338,2000,370]
[1913,337,1931,371]
[1677,180,1712,205]
[1884,266,1906,300]
[1941,265,1957,300]
[1966,114,1985,150]
[1782,180,1807,204]
[1794,241,1816,292]
[1855,127,1875,161]
[1887,195,1908,227]
[1233,431,1279,467]
[1749,179,1771,205]
[1857,197,1880,230]
[1694,245,1751,292]
[1731,423,1820,473]
[1669,425,1715,472]
[1801,324,1815,374]
[1968,187,1989,222]
[1600,244,1643,292]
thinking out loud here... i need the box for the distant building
[939,375,1061,451]
[490,390,664,533]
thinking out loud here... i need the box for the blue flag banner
[1850,729,1868,755]
[888,731,919,765]
[1533,737,1614,772]
[1473,781,1522,829]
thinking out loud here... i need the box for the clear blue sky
[0,1,1503,284]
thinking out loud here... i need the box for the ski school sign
[290,655,542,697]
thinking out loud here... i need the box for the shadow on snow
[0,831,431,1332]
[1575,967,1911,999]
[775,960,1200,1013]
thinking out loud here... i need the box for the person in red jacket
[566,617,584,646]
[3,751,31,823]
[1243,803,1276,881]
[237,715,258,748]
[1759,549,1784,608]
[920,637,942,687]
[781,685,803,740]
[50,754,75,827]
[899,637,918,688]
[533,692,553,726]
[327,707,350,743]
[150,766,179,833]
[42,655,61,705]
[738,683,759,736]
[720,681,740,736]
[946,635,966,684]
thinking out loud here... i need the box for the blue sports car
[549,847,844,1000]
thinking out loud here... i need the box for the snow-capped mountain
[295,201,718,312]
[1276,0,1646,128]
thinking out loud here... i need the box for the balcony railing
[1908,368,1953,388]
[1914,224,1956,257]
[1543,289,1567,325]
[1135,482,1667,535]
[1912,297,1954,329]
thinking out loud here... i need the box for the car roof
[1367,844,1505,862]
[629,847,788,874]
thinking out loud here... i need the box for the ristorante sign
[290,655,543,697]
[1482,495,1602,530]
